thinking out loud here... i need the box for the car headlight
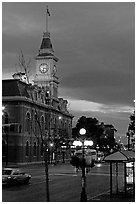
[7,176,11,179]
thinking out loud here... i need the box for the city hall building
[2,16,73,165]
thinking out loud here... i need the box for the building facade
[2,22,73,165]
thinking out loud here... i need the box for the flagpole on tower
[46,5,50,33]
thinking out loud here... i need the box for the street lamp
[2,106,9,166]
[49,142,54,164]
[79,128,87,202]
[2,106,5,115]
[58,116,62,120]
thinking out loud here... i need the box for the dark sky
[2,2,135,144]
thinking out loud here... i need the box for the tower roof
[40,32,53,50]
[37,32,58,61]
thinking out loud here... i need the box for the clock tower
[34,9,59,99]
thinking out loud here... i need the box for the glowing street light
[79,128,86,135]
[58,116,62,120]
[73,140,93,147]
[79,128,87,202]
[49,143,54,147]
[73,140,82,146]
[84,140,93,146]
[2,106,5,116]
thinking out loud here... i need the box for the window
[41,116,44,135]
[2,170,12,175]
[35,91,38,101]
[41,94,44,103]
[2,140,6,156]
[34,114,37,135]
[40,142,44,156]
[33,142,37,156]
[26,112,31,134]
[25,141,29,156]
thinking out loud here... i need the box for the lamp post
[79,128,87,202]
[49,142,54,164]
[2,106,9,166]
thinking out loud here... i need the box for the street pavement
[20,162,135,202]
[3,162,135,202]
[49,163,135,202]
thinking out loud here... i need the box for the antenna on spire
[46,5,50,33]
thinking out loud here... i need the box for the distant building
[100,123,117,151]
[2,17,73,165]
[103,124,117,138]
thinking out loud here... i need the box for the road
[2,162,125,202]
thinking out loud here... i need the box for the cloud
[59,69,134,105]
[67,98,133,114]
[2,2,134,145]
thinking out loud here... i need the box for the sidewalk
[88,190,135,202]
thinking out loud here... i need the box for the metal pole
[6,132,8,167]
[44,146,50,202]
[80,140,87,202]
[116,163,118,194]
[110,162,112,197]
[46,6,48,33]
[128,133,130,150]
[124,163,127,196]
[132,162,135,195]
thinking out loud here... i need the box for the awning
[104,150,135,163]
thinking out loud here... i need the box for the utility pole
[44,144,50,202]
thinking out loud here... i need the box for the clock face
[39,63,49,73]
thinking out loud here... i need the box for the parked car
[2,168,31,185]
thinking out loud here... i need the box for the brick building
[2,22,73,165]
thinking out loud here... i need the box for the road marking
[87,172,124,177]
[87,190,110,201]
[50,173,78,177]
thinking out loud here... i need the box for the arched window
[33,142,37,156]
[40,142,44,156]
[25,141,29,156]
[26,112,31,134]
[45,116,47,130]
[41,116,44,135]
[34,114,37,135]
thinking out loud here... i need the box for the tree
[128,111,135,134]
[17,51,50,201]
[72,116,104,148]
[126,111,135,150]
[72,116,117,152]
